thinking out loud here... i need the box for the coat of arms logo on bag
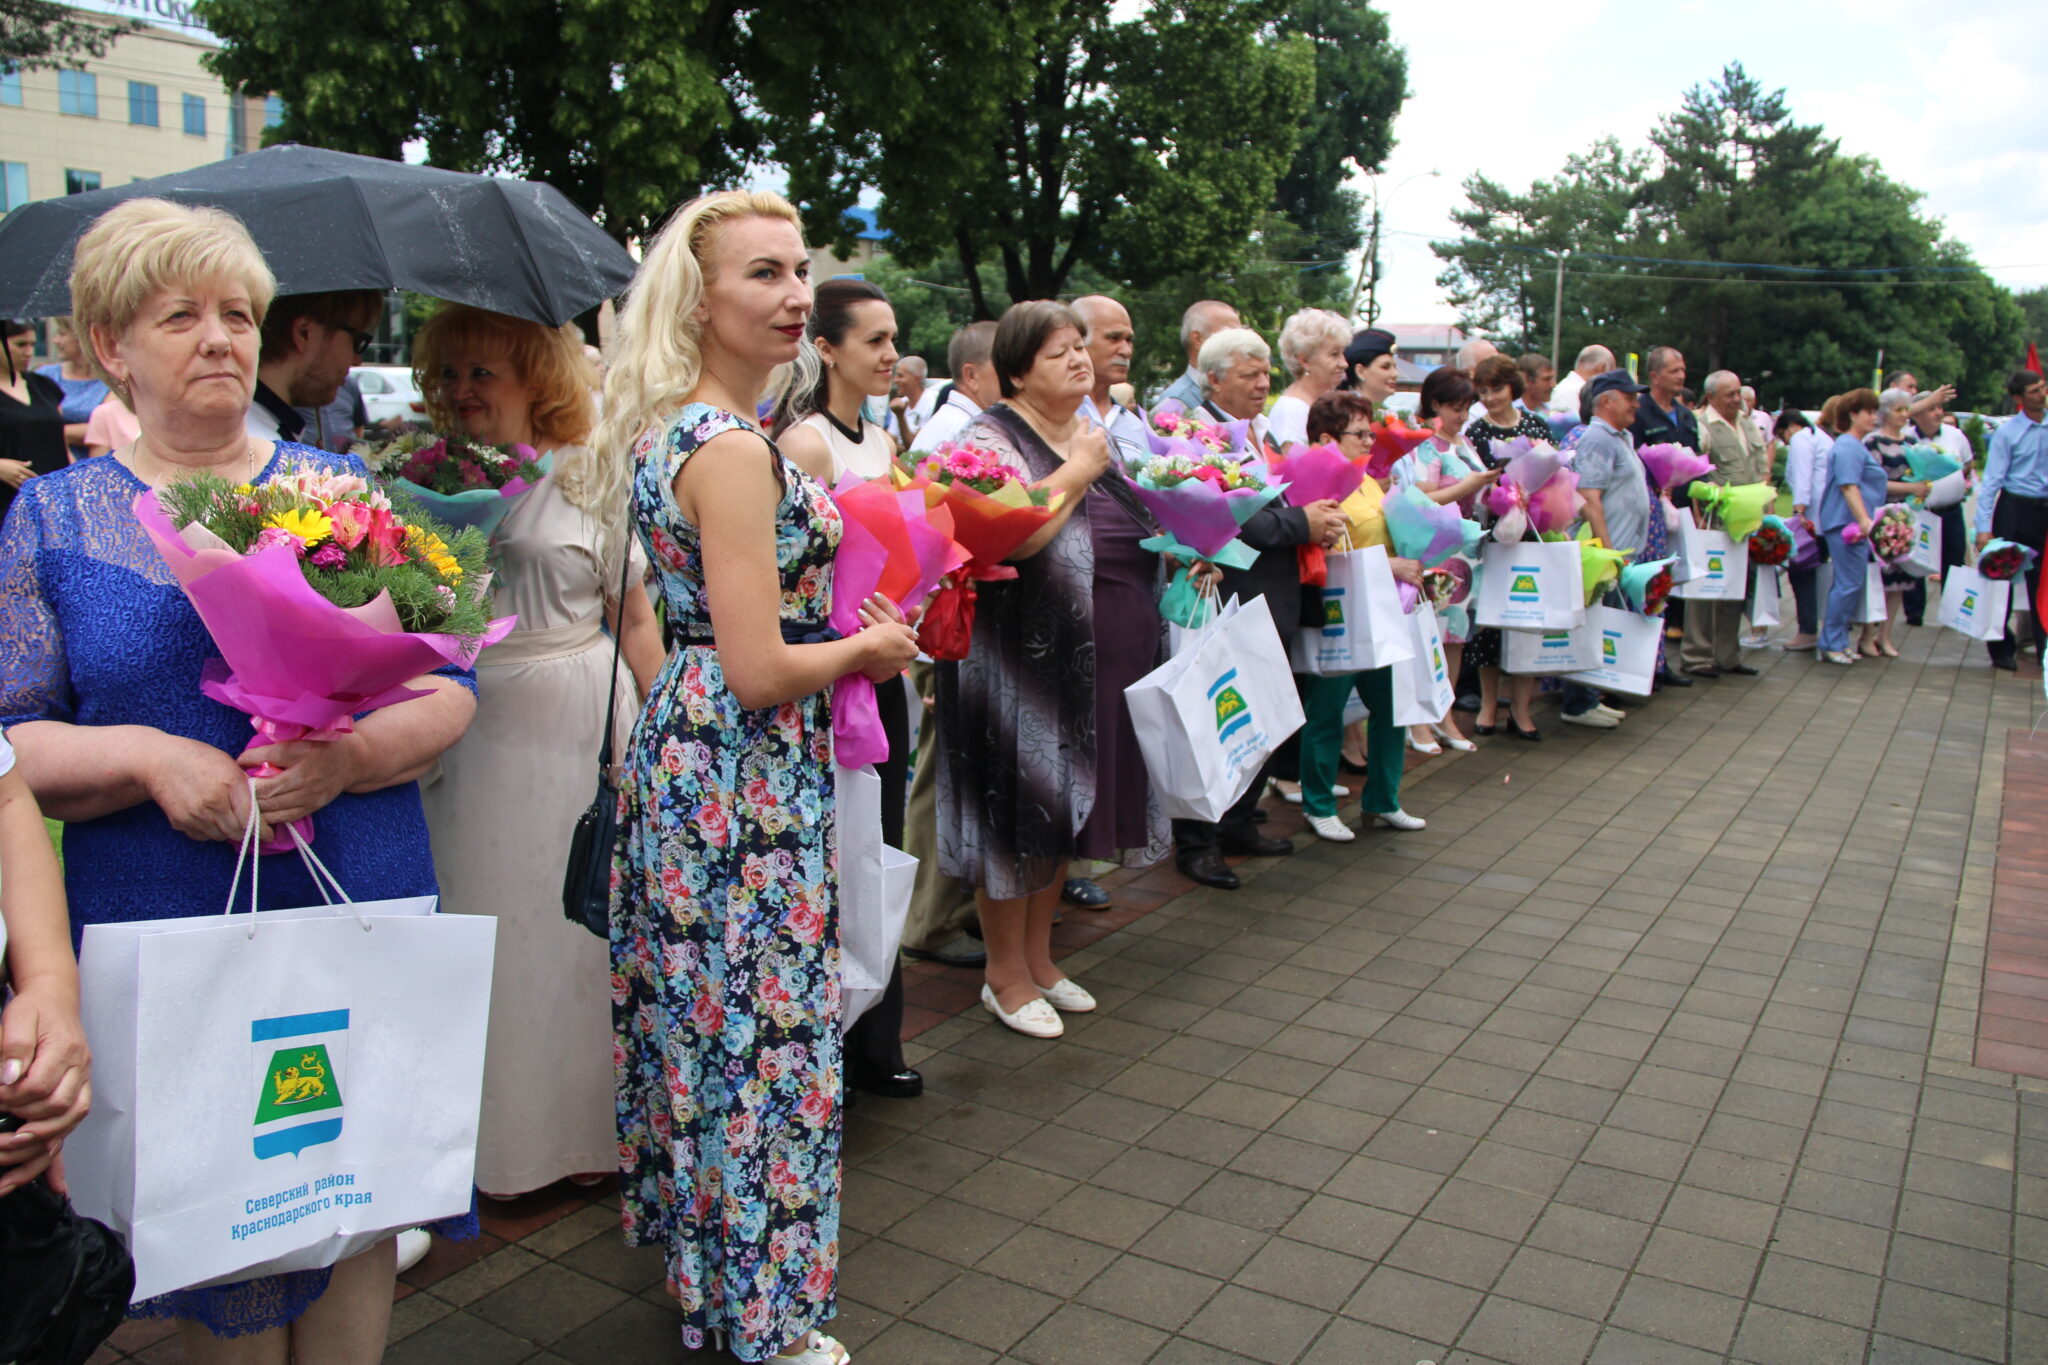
[1319,590,1345,633]
[1509,571,1540,600]
[251,1009,349,1159]
[1961,590,1977,614]
[1705,553,1724,575]
[1602,632,1620,665]
[1211,673,1253,743]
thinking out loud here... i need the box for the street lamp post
[1550,248,1571,375]
[1350,170,1440,323]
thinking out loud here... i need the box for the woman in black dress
[0,321,69,525]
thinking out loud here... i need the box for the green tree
[1433,63,2027,409]
[1268,0,1408,272]
[2018,286,2048,356]
[755,0,1320,317]
[193,0,755,245]
[0,0,137,72]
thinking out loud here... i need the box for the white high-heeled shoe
[770,1331,852,1364]
[1371,808,1426,831]
[1306,813,1355,842]
[1431,723,1477,753]
[981,984,1062,1038]
[1407,734,1442,756]
[1272,778,1347,805]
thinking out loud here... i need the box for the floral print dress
[610,403,844,1361]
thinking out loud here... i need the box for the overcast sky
[1361,0,2048,328]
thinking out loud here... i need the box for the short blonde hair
[1275,308,1349,379]
[68,198,275,396]
[1197,326,1271,384]
[414,304,597,449]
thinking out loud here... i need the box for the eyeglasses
[1339,428,1372,440]
[337,325,375,357]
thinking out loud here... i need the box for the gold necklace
[129,437,260,488]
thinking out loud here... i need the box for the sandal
[1431,724,1477,753]
[771,1331,852,1365]
[1407,734,1442,756]
[1878,642,1899,658]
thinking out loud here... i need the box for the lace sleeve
[0,485,74,726]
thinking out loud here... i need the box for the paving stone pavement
[90,622,2048,1364]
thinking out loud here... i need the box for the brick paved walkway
[92,622,2048,1364]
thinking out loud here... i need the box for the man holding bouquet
[1684,370,1771,678]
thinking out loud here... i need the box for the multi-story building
[0,0,276,215]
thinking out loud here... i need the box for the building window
[1,163,27,211]
[263,95,283,127]
[182,91,205,136]
[128,81,158,126]
[65,169,101,195]
[58,70,97,117]
[227,96,244,155]
[0,67,21,107]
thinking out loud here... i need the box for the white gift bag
[1750,567,1782,629]
[1290,544,1415,675]
[1900,509,1943,578]
[69,833,495,1303]
[1938,566,2012,641]
[1562,606,1663,697]
[1857,559,1888,623]
[1503,618,1602,674]
[1128,594,1305,822]
[833,763,916,1028]
[1673,523,1749,600]
[1390,605,1457,726]
[1665,507,1698,583]
[1475,540,1585,630]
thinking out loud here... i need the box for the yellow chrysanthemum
[264,507,333,546]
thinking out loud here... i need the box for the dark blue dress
[0,443,478,1335]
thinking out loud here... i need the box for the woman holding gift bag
[1862,388,1928,657]
[767,276,924,1099]
[1818,389,1891,666]
[935,300,1172,1038]
[410,303,665,1198]
[597,190,919,1364]
[0,199,482,1358]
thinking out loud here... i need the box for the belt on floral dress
[674,620,841,648]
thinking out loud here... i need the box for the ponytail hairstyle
[593,190,804,584]
[769,277,890,438]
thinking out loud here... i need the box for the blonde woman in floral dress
[597,191,918,1364]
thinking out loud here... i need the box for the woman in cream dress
[414,304,665,1197]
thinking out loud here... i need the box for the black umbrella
[0,144,635,326]
[0,1178,135,1365]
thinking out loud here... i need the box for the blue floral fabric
[611,404,844,1361]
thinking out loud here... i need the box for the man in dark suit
[1630,346,1699,686]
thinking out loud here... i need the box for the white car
[352,366,425,426]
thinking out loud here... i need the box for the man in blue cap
[1557,370,1659,726]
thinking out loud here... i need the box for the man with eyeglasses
[245,289,384,444]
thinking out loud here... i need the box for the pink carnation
[309,542,347,569]
[250,526,303,557]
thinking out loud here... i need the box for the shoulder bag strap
[595,530,634,777]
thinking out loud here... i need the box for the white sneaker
[395,1228,432,1274]
[1371,809,1427,831]
[1592,704,1626,722]
[981,984,1062,1038]
[1036,977,1097,1012]
[1560,709,1619,729]
[1305,813,1355,842]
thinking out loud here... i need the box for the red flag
[2028,340,2041,376]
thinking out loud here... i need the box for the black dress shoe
[1061,877,1110,909]
[1177,852,1241,890]
[1687,666,1721,679]
[1992,655,2019,673]
[901,942,987,968]
[1656,670,1694,688]
[1473,721,1498,736]
[1454,693,1482,713]
[1723,663,1760,676]
[1217,831,1295,857]
[1339,758,1370,775]
[1505,724,1542,742]
[849,1065,924,1099]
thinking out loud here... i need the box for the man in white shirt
[885,355,928,444]
[909,321,1000,454]
[1151,299,1239,421]
[1548,343,1616,418]
[1072,294,1151,464]
[246,291,384,444]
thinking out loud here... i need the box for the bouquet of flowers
[1151,410,1247,455]
[1383,483,1483,567]
[1485,444,1585,544]
[1125,450,1285,574]
[354,430,547,538]
[1249,440,1372,584]
[1904,446,1963,484]
[136,464,515,850]
[1367,414,1433,480]
[895,443,1063,659]
[1684,480,1776,541]
[1638,442,1713,492]
[828,476,971,766]
[1746,515,1793,567]
[1421,559,1472,611]
[1620,556,1677,616]
[1576,530,1633,606]
[1790,516,1823,569]
[1865,503,1917,563]
[1978,537,2037,581]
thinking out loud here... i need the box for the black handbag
[561,537,636,938]
[0,1174,135,1365]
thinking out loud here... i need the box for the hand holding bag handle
[562,535,636,938]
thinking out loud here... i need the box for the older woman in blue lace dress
[0,198,479,1363]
